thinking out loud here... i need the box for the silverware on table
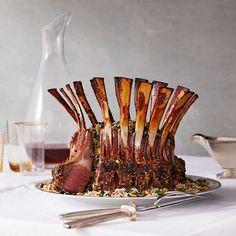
[60,191,204,229]
[63,205,137,229]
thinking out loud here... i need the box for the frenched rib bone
[90,77,114,123]
[66,84,86,130]
[90,77,113,142]
[134,80,152,163]
[170,94,198,135]
[90,77,117,190]
[148,85,173,149]
[48,77,198,193]
[159,91,195,160]
[73,81,98,125]
[150,81,168,113]
[115,77,133,188]
[162,86,189,128]
[134,78,148,112]
[115,77,132,150]
[59,88,82,130]
[48,89,77,123]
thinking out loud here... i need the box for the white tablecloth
[0,155,236,236]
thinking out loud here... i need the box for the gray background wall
[0,0,236,156]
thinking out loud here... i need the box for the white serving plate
[35,175,221,206]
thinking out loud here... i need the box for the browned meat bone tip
[66,84,86,130]
[59,88,82,131]
[134,78,148,112]
[48,89,77,123]
[90,77,113,141]
[115,77,133,150]
[159,91,195,160]
[134,80,152,163]
[114,77,122,110]
[170,94,198,135]
[150,81,168,113]
[148,86,173,149]
[161,86,189,128]
[90,77,114,123]
[73,81,98,125]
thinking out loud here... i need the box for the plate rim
[35,174,221,201]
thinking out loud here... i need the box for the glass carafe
[25,13,75,168]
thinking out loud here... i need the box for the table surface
[1,155,236,236]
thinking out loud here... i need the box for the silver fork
[60,191,204,228]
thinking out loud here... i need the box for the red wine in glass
[26,143,70,169]
[44,143,70,168]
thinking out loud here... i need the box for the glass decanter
[25,13,74,168]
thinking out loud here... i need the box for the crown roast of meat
[48,77,198,193]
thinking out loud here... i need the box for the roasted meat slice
[52,130,93,192]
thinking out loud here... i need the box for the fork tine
[155,196,201,208]
[164,190,205,198]
[154,191,205,205]
[137,195,201,212]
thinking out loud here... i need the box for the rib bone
[91,77,114,123]
[134,78,148,112]
[66,84,86,130]
[150,81,168,113]
[48,89,77,123]
[91,78,116,190]
[59,88,82,130]
[115,77,133,151]
[73,81,98,125]
[170,94,198,135]
[134,80,152,163]
[148,86,173,149]
[161,86,189,128]
[159,91,195,160]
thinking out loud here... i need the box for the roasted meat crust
[48,78,198,193]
